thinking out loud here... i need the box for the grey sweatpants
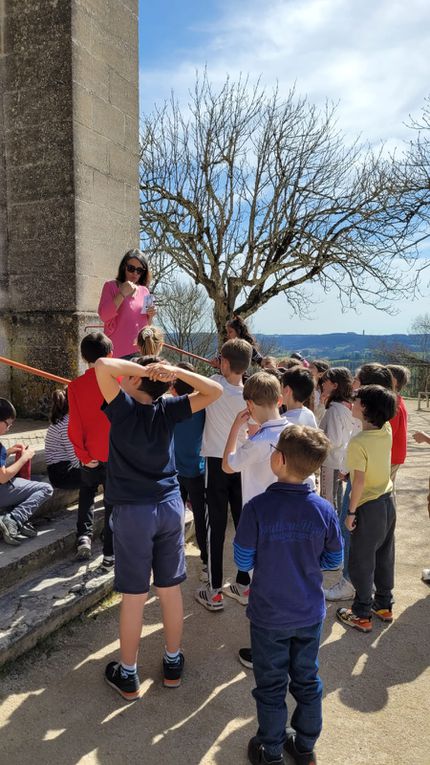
[0,478,53,526]
[349,491,396,618]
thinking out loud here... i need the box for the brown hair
[50,388,69,424]
[243,371,281,406]
[221,339,252,374]
[276,425,330,479]
[136,325,164,356]
[386,364,410,392]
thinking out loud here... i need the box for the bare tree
[398,96,430,230]
[410,313,430,359]
[140,73,424,337]
[156,278,215,364]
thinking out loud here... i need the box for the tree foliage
[140,73,425,335]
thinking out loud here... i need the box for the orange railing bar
[0,356,71,385]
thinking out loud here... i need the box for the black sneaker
[248,737,284,764]
[101,555,115,570]
[76,536,91,560]
[0,515,21,546]
[20,522,38,538]
[104,662,141,701]
[163,652,184,688]
[239,647,253,669]
[284,732,316,765]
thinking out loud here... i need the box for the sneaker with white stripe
[195,584,224,611]
[224,582,250,605]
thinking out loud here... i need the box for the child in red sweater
[387,365,409,498]
[68,333,113,564]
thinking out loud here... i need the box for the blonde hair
[136,325,164,356]
[243,372,281,406]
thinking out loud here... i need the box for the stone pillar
[0,0,139,415]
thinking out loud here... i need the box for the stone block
[70,82,93,131]
[74,123,109,173]
[7,158,74,204]
[6,121,72,167]
[91,17,136,85]
[6,2,70,52]
[74,161,94,203]
[4,86,73,133]
[124,113,139,153]
[72,42,109,101]
[8,197,75,244]
[109,69,138,119]
[71,1,93,53]
[92,95,125,143]
[109,142,138,185]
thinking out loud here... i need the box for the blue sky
[138,0,430,334]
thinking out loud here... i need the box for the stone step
[0,547,114,667]
[0,501,105,595]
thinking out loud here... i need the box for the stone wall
[0,0,139,415]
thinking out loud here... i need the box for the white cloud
[141,0,430,144]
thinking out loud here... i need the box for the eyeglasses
[1,419,13,431]
[126,264,145,275]
[270,443,285,462]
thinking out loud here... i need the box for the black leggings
[205,457,250,590]
[47,461,81,490]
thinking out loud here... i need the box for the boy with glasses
[0,398,53,545]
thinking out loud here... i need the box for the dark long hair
[321,367,353,408]
[227,316,256,346]
[50,388,69,424]
[116,249,151,286]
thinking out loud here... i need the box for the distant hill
[254,333,423,360]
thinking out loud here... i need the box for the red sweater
[390,394,408,466]
[67,368,110,463]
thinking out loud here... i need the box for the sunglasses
[126,264,145,275]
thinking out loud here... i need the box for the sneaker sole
[238,656,253,669]
[336,612,372,633]
[371,610,393,623]
[194,594,224,611]
[224,588,248,606]
[163,677,182,688]
[104,677,141,701]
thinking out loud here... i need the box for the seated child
[68,332,114,564]
[0,398,53,545]
[281,366,317,427]
[234,425,342,765]
[136,324,164,356]
[171,362,207,576]
[45,388,81,490]
[95,355,222,698]
[196,338,252,611]
[337,384,397,633]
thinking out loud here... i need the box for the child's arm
[222,409,250,474]
[345,469,365,531]
[413,431,430,445]
[0,446,35,484]
[144,362,223,412]
[233,500,258,571]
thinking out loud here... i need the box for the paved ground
[0,401,429,765]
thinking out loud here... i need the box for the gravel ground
[0,400,429,765]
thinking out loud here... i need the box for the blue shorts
[112,495,186,594]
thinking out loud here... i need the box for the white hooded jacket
[320,401,353,470]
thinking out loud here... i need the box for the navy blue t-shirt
[102,391,192,504]
[174,409,205,478]
[0,443,7,468]
[234,482,343,630]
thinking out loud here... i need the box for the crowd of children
[2,310,429,765]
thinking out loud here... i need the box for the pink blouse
[97,280,150,357]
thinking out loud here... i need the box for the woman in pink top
[98,249,156,358]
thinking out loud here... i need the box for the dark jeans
[47,461,81,491]
[349,492,396,618]
[77,463,113,556]
[251,621,323,757]
[205,456,249,590]
[179,473,207,564]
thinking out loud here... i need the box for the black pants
[77,463,113,556]
[349,492,396,618]
[179,473,207,564]
[205,456,250,590]
[47,461,81,491]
